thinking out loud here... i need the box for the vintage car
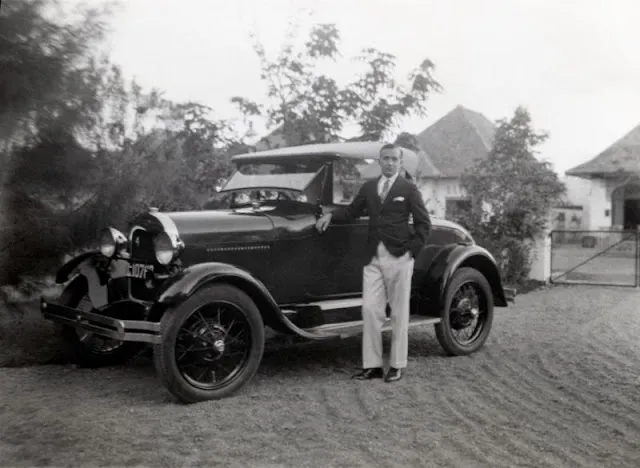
[40,141,515,403]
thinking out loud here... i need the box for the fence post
[636,230,639,288]
[549,231,555,284]
[529,220,552,283]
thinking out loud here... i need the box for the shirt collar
[381,172,399,185]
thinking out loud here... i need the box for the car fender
[153,262,320,338]
[55,251,110,308]
[55,251,133,308]
[414,243,508,309]
[55,251,102,284]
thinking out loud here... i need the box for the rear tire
[435,267,494,356]
[153,283,265,403]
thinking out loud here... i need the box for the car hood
[130,208,276,246]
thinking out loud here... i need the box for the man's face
[379,148,402,178]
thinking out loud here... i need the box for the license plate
[129,263,154,279]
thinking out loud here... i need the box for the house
[413,105,496,219]
[564,124,640,231]
[254,126,289,151]
[254,125,317,152]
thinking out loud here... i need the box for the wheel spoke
[215,362,234,376]
[226,329,248,347]
[197,367,209,382]
[197,310,216,338]
[178,328,218,347]
[224,319,237,337]
[222,350,247,358]
[177,344,196,361]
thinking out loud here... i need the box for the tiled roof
[566,124,640,178]
[415,105,496,177]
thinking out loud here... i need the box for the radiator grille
[130,229,156,264]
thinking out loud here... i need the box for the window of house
[445,198,472,220]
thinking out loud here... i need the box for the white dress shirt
[377,172,400,198]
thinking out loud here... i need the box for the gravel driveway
[1,284,639,467]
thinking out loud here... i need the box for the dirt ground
[1,284,639,467]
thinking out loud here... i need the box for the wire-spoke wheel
[154,284,265,403]
[435,267,494,356]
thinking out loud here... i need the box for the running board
[281,297,363,316]
[303,297,363,310]
[303,315,441,339]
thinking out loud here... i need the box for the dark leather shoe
[384,367,404,383]
[352,367,384,380]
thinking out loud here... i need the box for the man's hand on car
[315,213,332,233]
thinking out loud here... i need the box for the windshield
[203,162,322,209]
[202,188,307,210]
[236,161,325,176]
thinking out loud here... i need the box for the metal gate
[550,230,640,287]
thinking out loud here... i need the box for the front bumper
[40,298,162,344]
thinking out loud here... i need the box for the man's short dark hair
[380,143,403,157]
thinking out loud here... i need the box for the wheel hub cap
[213,339,225,353]
[453,298,476,329]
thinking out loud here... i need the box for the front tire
[435,267,494,356]
[153,283,265,403]
[59,277,144,367]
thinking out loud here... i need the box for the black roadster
[41,141,515,403]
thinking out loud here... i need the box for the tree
[0,0,116,162]
[394,132,421,153]
[232,22,442,146]
[456,106,566,284]
[0,0,240,287]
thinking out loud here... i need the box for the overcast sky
[101,0,640,176]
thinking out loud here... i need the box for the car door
[305,162,371,298]
[313,207,369,296]
[263,202,339,304]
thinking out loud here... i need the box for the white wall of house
[417,177,468,219]
[589,179,611,230]
[563,175,640,230]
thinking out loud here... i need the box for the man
[316,143,431,383]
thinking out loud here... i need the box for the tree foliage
[0,0,115,156]
[0,0,239,286]
[394,132,422,153]
[455,107,566,284]
[232,22,442,146]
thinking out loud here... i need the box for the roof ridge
[414,105,496,177]
[610,122,640,147]
[458,108,495,151]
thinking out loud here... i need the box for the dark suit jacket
[331,175,432,263]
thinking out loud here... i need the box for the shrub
[456,107,565,287]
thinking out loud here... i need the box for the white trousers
[361,242,414,369]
